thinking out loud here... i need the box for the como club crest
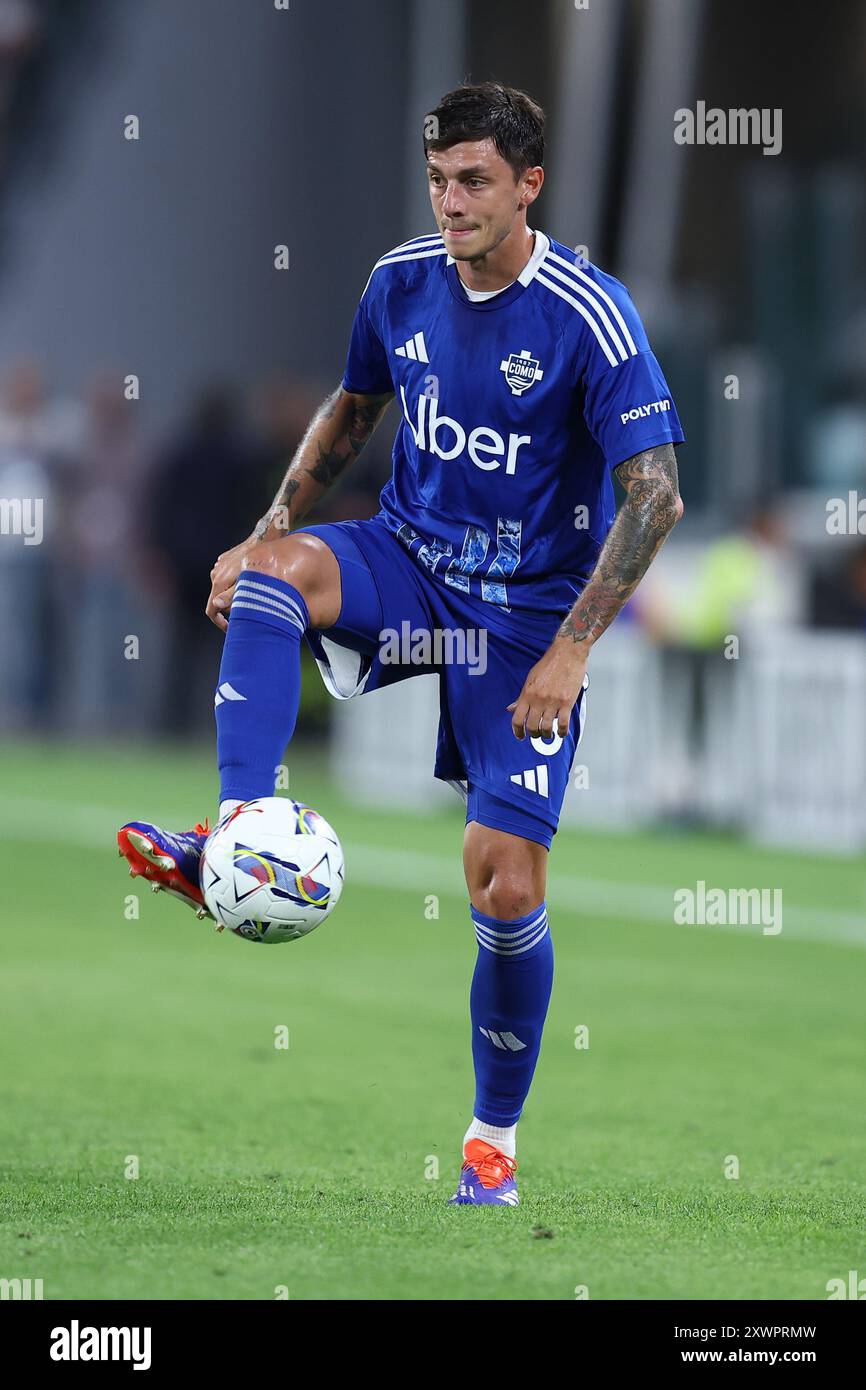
[499,348,544,396]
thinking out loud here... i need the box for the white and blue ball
[200,797,344,944]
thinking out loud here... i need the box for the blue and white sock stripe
[475,917,550,957]
[471,905,550,958]
[231,575,309,634]
[236,576,308,628]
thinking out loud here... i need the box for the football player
[119,82,684,1206]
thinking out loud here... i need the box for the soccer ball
[200,797,344,944]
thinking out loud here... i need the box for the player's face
[426,139,540,262]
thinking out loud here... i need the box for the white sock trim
[464,1117,517,1159]
[218,799,243,821]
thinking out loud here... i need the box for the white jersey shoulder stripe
[383,233,444,257]
[376,244,446,268]
[361,239,446,297]
[539,259,629,362]
[536,271,620,368]
[544,249,638,357]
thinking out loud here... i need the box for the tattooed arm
[560,443,683,644]
[253,386,394,542]
[508,443,682,739]
[205,385,393,629]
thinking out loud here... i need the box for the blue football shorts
[296,516,587,850]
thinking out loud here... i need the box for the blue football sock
[215,572,309,804]
[469,901,553,1127]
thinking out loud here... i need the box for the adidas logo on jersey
[395,330,429,363]
[510,765,549,796]
[399,386,531,475]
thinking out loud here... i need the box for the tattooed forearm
[257,385,393,537]
[348,393,394,451]
[308,440,354,488]
[254,479,301,539]
[308,394,390,486]
[558,443,682,645]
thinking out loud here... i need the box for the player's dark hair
[423,82,545,179]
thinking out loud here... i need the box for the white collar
[447,229,549,290]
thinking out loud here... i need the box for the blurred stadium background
[0,0,865,847]
[0,0,864,1301]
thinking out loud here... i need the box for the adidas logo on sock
[214,682,247,708]
[394,330,429,363]
[479,1027,527,1052]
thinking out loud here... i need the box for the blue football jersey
[342,229,684,615]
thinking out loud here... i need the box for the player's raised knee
[241,534,340,627]
[243,534,316,588]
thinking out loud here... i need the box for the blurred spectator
[806,384,866,493]
[149,385,267,732]
[636,505,805,646]
[250,370,392,523]
[630,506,806,820]
[0,358,81,727]
[0,355,83,456]
[249,371,319,501]
[0,1,38,155]
[811,541,866,631]
[59,371,159,734]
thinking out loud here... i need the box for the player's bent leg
[214,534,342,808]
[450,822,552,1207]
[437,620,584,1205]
[239,532,342,631]
[463,820,548,920]
[118,535,345,918]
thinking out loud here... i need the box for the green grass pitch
[0,741,863,1300]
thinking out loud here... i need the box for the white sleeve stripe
[536,272,620,368]
[386,234,444,254]
[374,245,447,268]
[539,260,629,361]
[545,250,639,356]
[360,244,446,298]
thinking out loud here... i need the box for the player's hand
[507,638,589,740]
[206,534,259,632]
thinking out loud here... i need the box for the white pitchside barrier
[329,628,866,853]
[329,629,668,830]
[557,628,665,830]
[330,672,453,811]
[738,629,866,854]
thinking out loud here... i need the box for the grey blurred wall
[0,0,419,419]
